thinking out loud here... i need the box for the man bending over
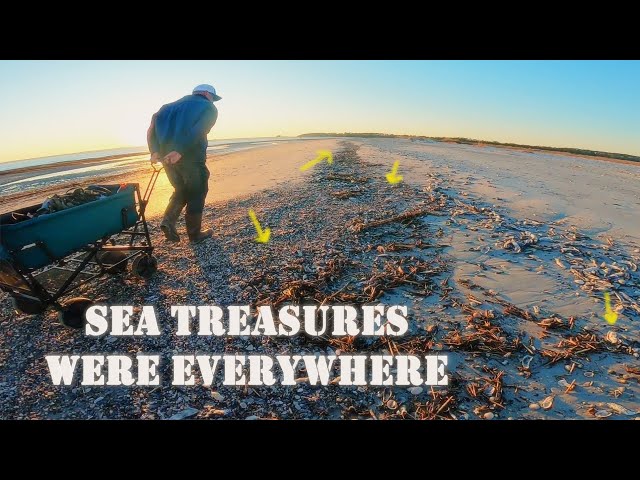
[147,84,221,244]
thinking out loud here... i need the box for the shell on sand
[605,331,619,344]
[540,395,554,410]
[503,238,522,253]
[521,355,533,369]
[607,403,636,416]
[595,410,612,418]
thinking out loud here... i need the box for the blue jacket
[147,94,218,162]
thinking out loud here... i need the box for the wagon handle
[142,163,163,205]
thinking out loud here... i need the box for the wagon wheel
[132,254,158,278]
[97,251,129,274]
[58,297,93,329]
[10,295,45,315]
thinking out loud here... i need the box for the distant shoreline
[3,134,638,214]
[298,133,640,164]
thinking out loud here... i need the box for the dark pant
[164,161,210,215]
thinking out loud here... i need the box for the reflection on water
[1,136,317,198]
[4,157,145,187]
[0,159,147,197]
[0,147,148,173]
[0,136,300,174]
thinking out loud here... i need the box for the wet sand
[360,138,640,245]
[0,140,339,217]
[0,152,148,184]
[145,139,339,217]
[358,139,640,318]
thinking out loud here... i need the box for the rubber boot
[160,198,185,242]
[185,212,213,244]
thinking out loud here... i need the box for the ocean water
[0,137,295,173]
[0,137,311,196]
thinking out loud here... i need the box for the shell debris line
[0,140,639,420]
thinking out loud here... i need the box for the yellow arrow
[604,291,618,325]
[300,150,333,172]
[248,209,271,243]
[386,160,403,184]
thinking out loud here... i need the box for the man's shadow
[185,209,236,307]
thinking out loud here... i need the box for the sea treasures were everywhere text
[44,304,450,387]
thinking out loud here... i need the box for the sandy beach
[1,138,639,420]
[0,139,333,216]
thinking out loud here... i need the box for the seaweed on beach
[2,138,640,421]
[540,332,635,364]
[347,207,443,233]
[326,173,370,184]
[466,366,505,412]
[414,389,456,420]
[442,318,522,356]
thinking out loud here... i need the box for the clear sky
[0,60,638,163]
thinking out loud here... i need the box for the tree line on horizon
[298,133,640,163]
